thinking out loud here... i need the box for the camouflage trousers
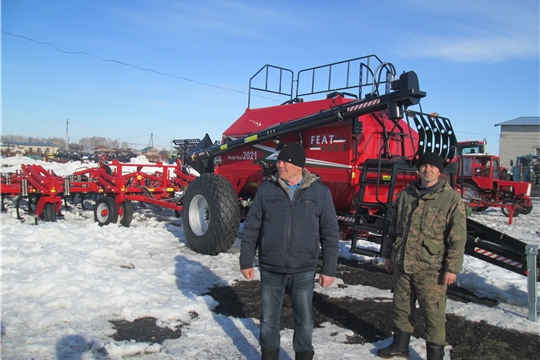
[392,265,448,345]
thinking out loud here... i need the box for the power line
[3,31,247,94]
[456,131,499,136]
[3,31,278,102]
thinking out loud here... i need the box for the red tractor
[452,140,533,216]
[177,56,456,256]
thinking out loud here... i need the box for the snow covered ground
[1,156,539,359]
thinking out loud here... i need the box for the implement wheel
[501,200,520,218]
[94,196,118,226]
[42,203,57,222]
[519,204,533,215]
[118,199,134,227]
[182,174,240,255]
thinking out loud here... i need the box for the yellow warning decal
[220,144,228,150]
[245,135,258,143]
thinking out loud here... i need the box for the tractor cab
[457,139,502,181]
[458,140,487,155]
[460,154,501,181]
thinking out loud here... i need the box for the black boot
[377,329,411,358]
[295,350,315,360]
[261,347,280,360]
[426,342,445,360]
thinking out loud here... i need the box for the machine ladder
[349,160,415,256]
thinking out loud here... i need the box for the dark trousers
[260,269,315,352]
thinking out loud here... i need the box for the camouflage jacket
[382,179,467,274]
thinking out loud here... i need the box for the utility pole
[65,119,69,150]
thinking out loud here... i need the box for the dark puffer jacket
[239,169,339,276]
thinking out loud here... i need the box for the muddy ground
[112,259,539,359]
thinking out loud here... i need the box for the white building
[495,116,540,168]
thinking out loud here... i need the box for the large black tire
[118,199,134,227]
[182,174,240,255]
[94,196,118,226]
[42,203,56,222]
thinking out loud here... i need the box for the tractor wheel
[519,204,533,215]
[42,203,57,222]
[118,199,134,227]
[462,183,480,202]
[182,173,240,255]
[461,184,491,212]
[501,200,520,218]
[94,196,118,226]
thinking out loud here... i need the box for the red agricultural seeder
[175,55,538,280]
[1,55,537,281]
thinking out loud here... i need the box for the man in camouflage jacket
[378,153,467,360]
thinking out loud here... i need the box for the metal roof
[494,116,540,126]
[1,141,57,146]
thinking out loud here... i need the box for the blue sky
[2,0,539,153]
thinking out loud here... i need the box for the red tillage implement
[0,164,65,222]
[67,160,194,226]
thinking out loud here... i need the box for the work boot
[376,329,411,358]
[426,342,445,360]
[295,350,315,360]
[261,347,280,360]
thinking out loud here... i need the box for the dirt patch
[206,259,539,360]
[110,317,183,344]
[109,259,539,359]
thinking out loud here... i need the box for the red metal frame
[1,160,197,219]
[0,165,65,217]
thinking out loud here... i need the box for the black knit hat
[417,152,444,173]
[277,143,306,168]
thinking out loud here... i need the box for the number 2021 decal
[243,151,257,160]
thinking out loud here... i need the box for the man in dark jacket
[378,152,467,360]
[240,143,339,360]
